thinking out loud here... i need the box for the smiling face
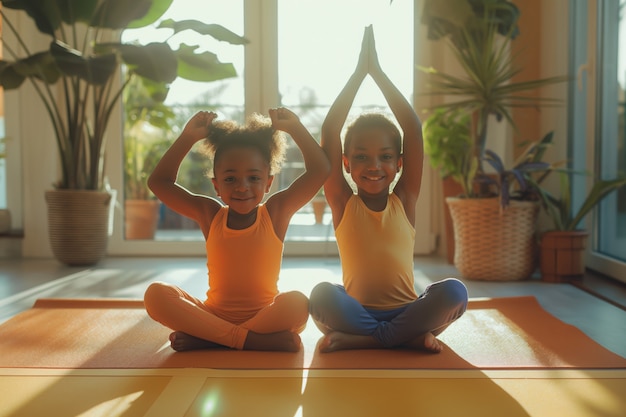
[343,129,402,197]
[211,146,274,214]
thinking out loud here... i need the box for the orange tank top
[335,194,418,309]
[204,204,282,322]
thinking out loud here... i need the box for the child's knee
[277,291,309,324]
[309,282,338,306]
[428,278,468,310]
[144,282,174,317]
[439,278,469,316]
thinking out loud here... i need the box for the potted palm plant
[0,0,248,264]
[535,172,626,282]
[420,0,568,280]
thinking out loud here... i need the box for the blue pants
[309,278,468,348]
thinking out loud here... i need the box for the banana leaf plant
[0,0,248,191]
[420,0,569,197]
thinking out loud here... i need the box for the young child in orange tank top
[309,26,468,353]
[145,108,329,352]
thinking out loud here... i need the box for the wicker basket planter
[539,230,588,283]
[446,197,539,281]
[45,190,113,266]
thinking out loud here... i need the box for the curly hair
[343,113,402,156]
[202,113,287,178]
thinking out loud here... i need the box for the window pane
[597,0,626,262]
[277,0,414,242]
[0,32,5,209]
[121,0,245,241]
[0,113,5,210]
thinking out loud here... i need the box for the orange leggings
[144,282,309,350]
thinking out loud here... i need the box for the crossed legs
[309,278,468,352]
[144,282,308,352]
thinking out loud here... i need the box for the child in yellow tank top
[144,107,330,352]
[309,26,468,353]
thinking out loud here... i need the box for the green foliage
[420,0,569,186]
[123,76,174,200]
[422,108,477,197]
[0,0,248,190]
[534,172,626,231]
[481,131,558,207]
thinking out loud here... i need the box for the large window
[110,0,426,256]
[584,0,626,281]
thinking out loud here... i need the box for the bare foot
[318,331,384,353]
[169,331,224,352]
[243,330,301,352]
[402,332,443,353]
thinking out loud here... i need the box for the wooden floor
[1,255,626,358]
[1,255,626,417]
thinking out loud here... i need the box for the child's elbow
[146,174,158,194]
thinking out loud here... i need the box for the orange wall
[511,0,542,158]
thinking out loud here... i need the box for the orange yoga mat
[0,296,624,370]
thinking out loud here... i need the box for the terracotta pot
[539,230,588,283]
[45,189,112,266]
[125,199,161,240]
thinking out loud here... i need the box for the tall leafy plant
[420,0,568,197]
[0,0,248,190]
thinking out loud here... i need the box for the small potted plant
[123,76,175,240]
[535,172,626,282]
[419,0,569,280]
[422,108,476,263]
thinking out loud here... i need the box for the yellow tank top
[335,194,418,309]
[204,204,282,323]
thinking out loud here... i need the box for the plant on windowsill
[0,0,248,264]
[123,76,175,240]
[419,0,569,280]
[534,171,626,282]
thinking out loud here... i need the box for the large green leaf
[116,43,178,83]
[56,0,99,25]
[2,0,62,35]
[127,0,174,29]
[2,50,61,86]
[174,44,237,82]
[91,0,154,30]
[158,19,250,45]
[50,41,117,85]
[0,61,27,88]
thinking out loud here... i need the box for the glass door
[583,0,626,282]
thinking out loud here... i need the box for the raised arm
[366,26,424,214]
[147,111,221,234]
[265,107,330,239]
[321,28,369,221]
